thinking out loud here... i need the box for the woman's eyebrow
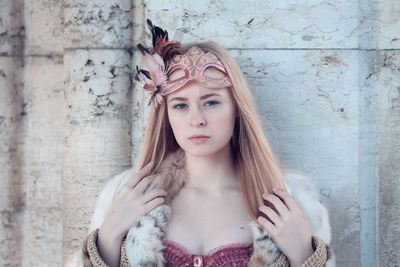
[200,93,221,100]
[168,93,221,102]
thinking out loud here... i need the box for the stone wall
[0,0,398,266]
[1,1,24,266]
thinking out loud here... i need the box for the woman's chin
[184,149,216,158]
[181,142,229,158]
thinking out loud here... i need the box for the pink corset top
[163,239,253,267]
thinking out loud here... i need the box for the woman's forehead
[166,81,229,100]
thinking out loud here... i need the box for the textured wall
[0,1,24,266]
[377,50,400,266]
[143,1,400,266]
[21,0,65,266]
[0,0,399,266]
[63,0,133,265]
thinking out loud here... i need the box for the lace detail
[163,239,253,267]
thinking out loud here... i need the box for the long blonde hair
[135,41,288,220]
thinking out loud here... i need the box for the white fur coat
[80,150,335,266]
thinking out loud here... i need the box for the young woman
[81,20,334,267]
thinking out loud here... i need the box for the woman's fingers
[132,189,166,219]
[262,193,289,217]
[258,205,282,227]
[133,174,158,193]
[126,161,154,188]
[258,189,314,264]
[257,216,276,236]
[142,189,167,204]
[140,194,166,215]
[272,188,300,212]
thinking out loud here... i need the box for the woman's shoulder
[104,168,136,196]
[87,168,135,232]
[282,169,319,200]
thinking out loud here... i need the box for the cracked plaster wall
[0,0,399,266]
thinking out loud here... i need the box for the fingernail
[272,187,279,192]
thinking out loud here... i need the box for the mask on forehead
[164,46,232,95]
[135,19,232,107]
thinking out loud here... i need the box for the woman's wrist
[288,237,315,267]
[99,221,125,244]
[288,235,329,267]
[97,227,124,267]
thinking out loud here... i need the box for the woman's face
[166,81,237,157]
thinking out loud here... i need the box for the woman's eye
[173,103,188,110]
[205,100,219,107]
[172,101,219,110]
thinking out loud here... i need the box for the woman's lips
[188,136,210,144]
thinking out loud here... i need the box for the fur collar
[89,149,334,266]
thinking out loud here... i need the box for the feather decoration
[135,19,182,107]
[135,54,168,107]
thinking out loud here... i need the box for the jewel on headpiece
[164,46,232,94]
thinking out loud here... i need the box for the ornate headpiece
[135,20,232,107]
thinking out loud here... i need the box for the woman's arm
[301,235,330,266]
[83,228,131,267]
[81,169,130,267]
[270,235,329,267]
[97,226,124,267]
[81,163,167,267]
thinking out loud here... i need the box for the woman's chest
[165,189,253,255]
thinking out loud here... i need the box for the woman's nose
[191,119,206,127]
[190,109,207,127]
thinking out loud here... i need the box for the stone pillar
[21,1,65,265]
[377,50,400,267]
[376,2,400,265]
[131,0,148,165]
[358,1,379,266]
[0,1,24,266]
[62,0,133,265]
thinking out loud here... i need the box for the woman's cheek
[213,107,236,138]
[169,116,186,145]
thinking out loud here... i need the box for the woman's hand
[97,161,167,267]
[101,161,167,241]
[257,187,314,267]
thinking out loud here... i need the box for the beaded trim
[86,229,109,267]
[272,253,290,267]
[300,235,328,267]
[268,235,328,267]
[119,238,131,267]
[85,229,131,267]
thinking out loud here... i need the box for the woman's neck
[183,144,240,193]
